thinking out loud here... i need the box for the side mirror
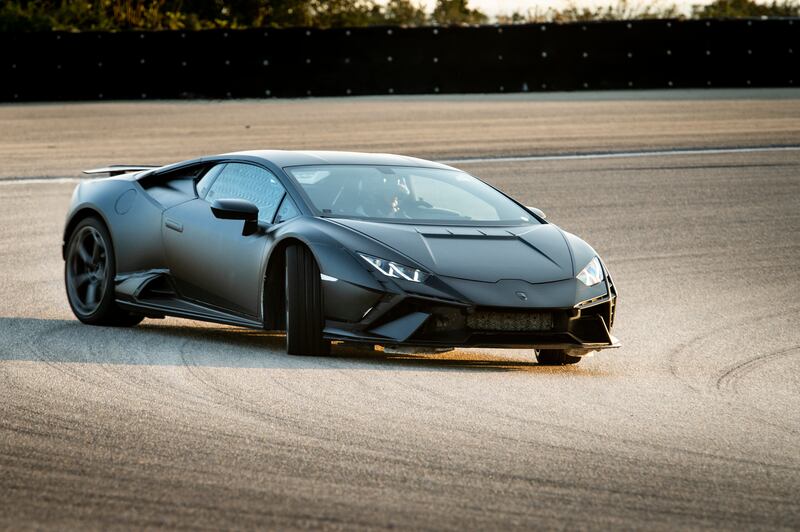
[526,206,547,220]
[210,198,259,235]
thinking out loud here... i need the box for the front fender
[268,217,402,292]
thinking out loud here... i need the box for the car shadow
[0,317,607,374]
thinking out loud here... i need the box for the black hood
[329,219,574,284]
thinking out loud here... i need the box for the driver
[356,174,411,218]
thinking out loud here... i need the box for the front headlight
[358,253,428,283]
[576,257,604,287]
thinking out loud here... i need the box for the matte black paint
[63,150,618,352]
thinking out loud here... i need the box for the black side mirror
[525,206,547,220]
[210,198,259,235]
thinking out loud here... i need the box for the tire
[285,244,330,356]
[64,217,143,327]
[536,349,582,366]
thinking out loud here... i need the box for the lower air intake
[467,311,554,332]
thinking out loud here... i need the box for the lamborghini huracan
[63,151,619,365]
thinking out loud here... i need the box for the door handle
[165,218,183,233]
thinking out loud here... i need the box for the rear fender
[63,178,167,274]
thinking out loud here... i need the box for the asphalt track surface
[1,90,799,530]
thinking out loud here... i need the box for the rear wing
[83,165,161,177]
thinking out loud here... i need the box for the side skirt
[115,269,264,330]
[117,298,264,329]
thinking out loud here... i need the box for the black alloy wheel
[65,217,142,326]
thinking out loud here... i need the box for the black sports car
[63,151,619,365]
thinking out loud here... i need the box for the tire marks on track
[716,345,800,392]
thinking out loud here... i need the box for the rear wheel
[536,349,582,366]
[285,244,330,356]
[64,217,143,327]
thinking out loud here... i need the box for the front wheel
[536,349,582,366]
[285,244,330,356]
[64,217,143,327]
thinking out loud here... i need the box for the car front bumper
[322,272,619,351]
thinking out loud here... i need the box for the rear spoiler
[83,165,161,177]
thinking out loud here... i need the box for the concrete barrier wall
[2,18,798,101]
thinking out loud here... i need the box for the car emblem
[515,291,528,301]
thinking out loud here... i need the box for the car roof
[222,150,457,170]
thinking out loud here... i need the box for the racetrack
[1,90,799,530]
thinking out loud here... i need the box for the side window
[206,163,286,223]
[275,195,300,223]
[196,163,226,199]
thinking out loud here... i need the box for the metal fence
[2,18,798,101]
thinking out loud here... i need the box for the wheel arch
[62,206,114,260]
[260,221,384,329]
[263,236,315,330]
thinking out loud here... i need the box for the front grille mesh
[467,311,554,332]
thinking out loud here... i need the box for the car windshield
[286,165,538,225]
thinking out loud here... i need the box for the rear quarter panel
[64,177,167,274]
